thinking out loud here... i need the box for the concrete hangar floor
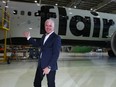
[0,52,116,87]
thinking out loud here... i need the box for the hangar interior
[11,0,116,14]
[0,1,116,87]
[0,0,116,62]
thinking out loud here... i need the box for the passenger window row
[13,10,57,18]
[13,10,32,16]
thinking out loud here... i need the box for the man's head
[45,19,54,34]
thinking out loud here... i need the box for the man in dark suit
[24,19,61,87]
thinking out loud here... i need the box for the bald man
[24,19,61,87]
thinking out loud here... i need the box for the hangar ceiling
[10,0,116,14]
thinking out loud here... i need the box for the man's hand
[23,31,30,38]
[43,67,51,75]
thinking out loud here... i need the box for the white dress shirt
[43,31,54,44]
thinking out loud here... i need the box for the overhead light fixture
[29,28,32,30]
[90,8,93,11]
[35,0,41,6]
[2,0,6,3]
[34,0,37,3]
[55,3,58,6]
[74,6,76,8]
[90,8,98,16]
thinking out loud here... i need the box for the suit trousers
[34,65,56,87]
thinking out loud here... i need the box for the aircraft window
[28,11,31,16]
[35,12,39,16]
[21,11,25,15]
[13,10,17,15]
[103,19,114,25]
[109,19,114,25]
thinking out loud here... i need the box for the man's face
[45,21,54,34]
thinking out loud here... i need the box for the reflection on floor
[0,52,116,87]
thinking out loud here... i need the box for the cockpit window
[28,11,31,16]
[13,10,17,15]
[13,10,33,16]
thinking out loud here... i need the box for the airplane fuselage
[0,1,116,46]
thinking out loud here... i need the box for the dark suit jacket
[28,32,61,71]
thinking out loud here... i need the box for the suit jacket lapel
[44,32,55,45]
[41,34,46,46]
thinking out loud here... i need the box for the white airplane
[0,1,116,57]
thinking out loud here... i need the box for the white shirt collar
[46,31,54,36]
[43,31,54,44]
